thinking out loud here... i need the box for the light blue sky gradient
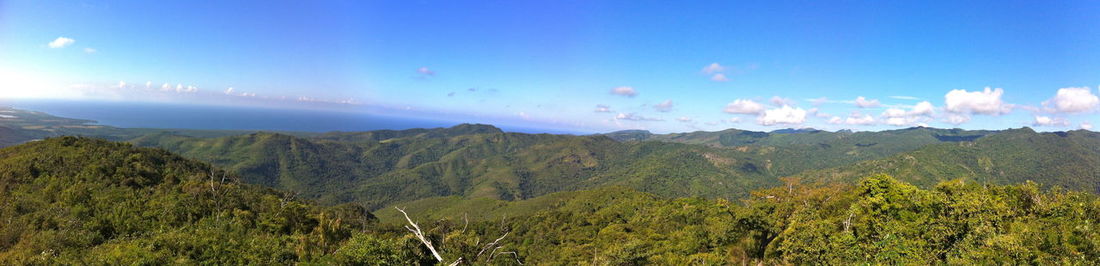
[2,1,1099,133]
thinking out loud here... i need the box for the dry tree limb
[498,251,523,265]
[461,212,469,233]
[395,207,445,262]
[476,232,509,259]
[447,257,463,266]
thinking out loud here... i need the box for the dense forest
[1,137,1097,264]
[124,123,1100,211]
[2,110,1100,263]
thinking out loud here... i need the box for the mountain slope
[130,126,808,208]
[381,176,1100,264]
[0,137,415,264]
[791,128,1100,192]
[134,124,1082,210]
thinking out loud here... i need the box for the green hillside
[377,176,1100,264]
[792,128,1100,192]
[127,123,1100,211]
[0,137,429,264]
[1,137,1096,264]
[129,128,790,209]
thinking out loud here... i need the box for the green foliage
[3,109,1100,264]
[126,124,1022,211]
[378,176,1099,264]
[0,137,424,264]
[768,175,1100,264]
[0,137,1096,264]
[130,127,794,209]
[795,128,1100,193]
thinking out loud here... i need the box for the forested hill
[5,108,1100,214]
[369,176,1100,264]
[0,137,416,264]
[128,128,784,209]
[122,124,961,208]
[123,123,1100,210]
[2,137,1095,264]
[792,128,1100,192]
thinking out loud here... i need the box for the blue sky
[2,1,1100,133]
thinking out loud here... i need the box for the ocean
[0,99,573,134]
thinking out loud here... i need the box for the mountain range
[3,107,1098,211]
[2,107,1099,263]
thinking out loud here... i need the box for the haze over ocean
[0,100,583,134]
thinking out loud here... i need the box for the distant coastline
[0,99,586,134]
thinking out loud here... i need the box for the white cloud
[161,83,171,91]
[225,87,234,95]
[845,114,876,125]
[48,37,75,48]
[610,86,637,97]
[1043,87,1099,113]
[145,81,151,89]
[879,101,935,127]
[1033,115,1069,127]
[723,99,765,114]
[654,100,674,112]
[944,87,1012,115]
[809,97,829,106]
[910,101,935,116]
[677,116,692,122]
[770,96,794,106]
[808,108,831,118]
[702,63,732,82]
[728,117,742,123]
[758,105,806,126]
[854,96,881,108]
[416,67,435,76]
[172,85,198,93]
[83,48,96,54]
[889,95,920,100]
[117,81,127,89]
[946,114,970,125]
[615,112,662,121]
[828,116,842,124]
[882,108,907,118]
[884,117,912,126]
[701,63,725,74]
[1082,122,1094,130]
[594,104,612,113]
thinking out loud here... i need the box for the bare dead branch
[476,232,509,259]
[461,212,469,233]
[447,257,463,266]
[486,245,504,263]
[395,207,445,262]
[498,251,523,265]
[843,211,854,232]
